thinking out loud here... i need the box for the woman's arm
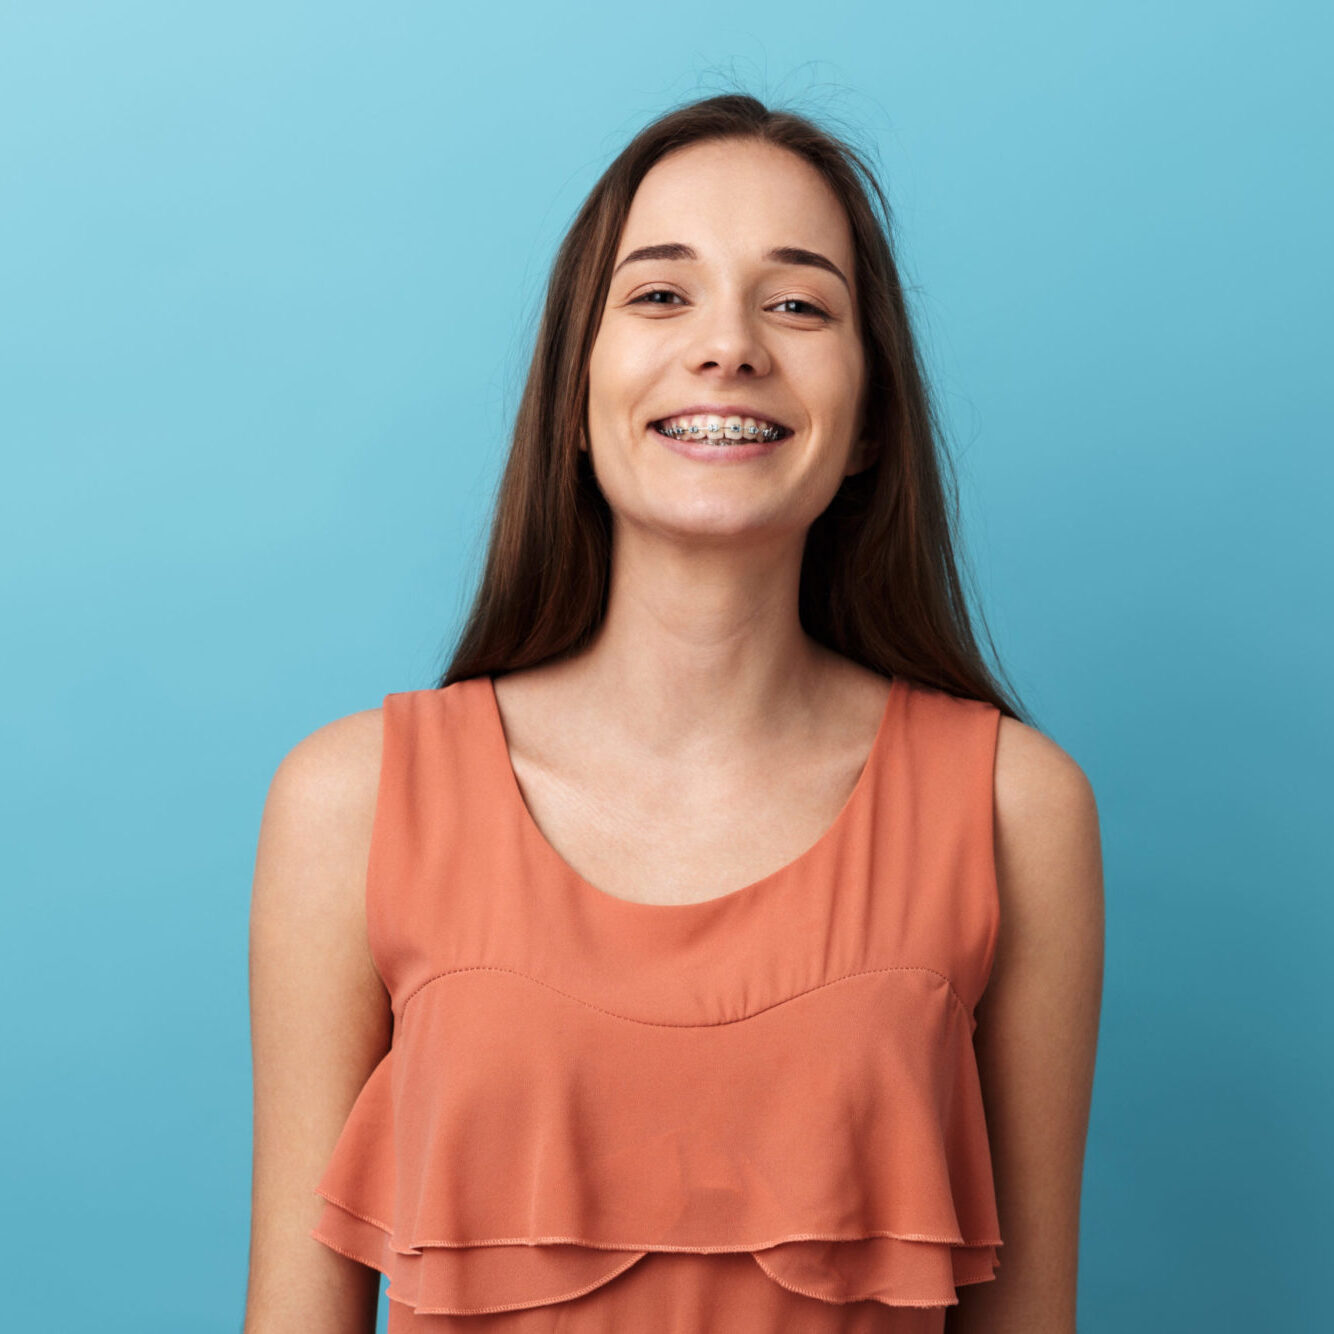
[243,708,390,1334]
[947,715,1106,1334]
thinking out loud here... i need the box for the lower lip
[650,424,789,462]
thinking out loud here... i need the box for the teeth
[654,413,787,444]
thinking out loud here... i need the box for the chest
[505,735,870,907]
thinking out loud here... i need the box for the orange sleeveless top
[310,674,1004,1331]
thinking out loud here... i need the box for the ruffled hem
[311,1197,650,1314]
[309,965,1002,1315]
[752,1234,1000,1307]
[311,1196,1000,1315]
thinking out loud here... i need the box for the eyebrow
[611,242,850,293]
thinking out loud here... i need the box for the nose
[685,301,773,378]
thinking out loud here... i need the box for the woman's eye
[771,297,830,320]
[630,288,684,306]
[629,289,829,320]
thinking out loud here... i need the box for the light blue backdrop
[2,2,1329,1330]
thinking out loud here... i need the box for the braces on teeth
[656,419,787,444]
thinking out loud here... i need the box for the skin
[244,137,1103,1332]
[947,724,1103,1333]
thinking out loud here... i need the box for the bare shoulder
[250,708,385,951]
[267,705,385,833]
[249,701,388,1013]
[997,709,1099,832]
[992,715,1104,923]
[250,703,388,997]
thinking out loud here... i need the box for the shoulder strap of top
[363,681,504,1017]
[882,680,1003,1018]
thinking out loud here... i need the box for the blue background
[2,2,1330,1330]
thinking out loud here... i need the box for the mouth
[648,415,794,446]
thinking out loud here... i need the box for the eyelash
[629,288,832,321]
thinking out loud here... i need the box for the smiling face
[585,137,869,544]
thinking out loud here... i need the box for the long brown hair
[436,93,1028,724]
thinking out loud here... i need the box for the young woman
[246,94,1104,1333]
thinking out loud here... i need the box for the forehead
[616,139,855,278]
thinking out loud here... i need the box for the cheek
[815,364,866,444]
[588,353,638,428]
[812,338,864,400]
[596,319,675,385]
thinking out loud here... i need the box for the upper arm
[948,714,1105,1334]
[243,706,390,1334]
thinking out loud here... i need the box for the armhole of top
[971,702,1005,1017]
[363,690,402,1014]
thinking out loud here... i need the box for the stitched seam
[750,1249,960,1308]
[391,1252,648,1316]
[398,963,973,1027]
[325,1230,997,1315]
[315,1199,1003,1251]
[398,1230,997,1252]
[316,1188,392,1234]
[309,1227,384,1272]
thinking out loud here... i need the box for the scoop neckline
[480,672,901,913]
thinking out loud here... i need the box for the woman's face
[586,137,869,546]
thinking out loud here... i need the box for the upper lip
[650,404,793,432]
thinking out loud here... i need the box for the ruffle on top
[310,964,1002,1316]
